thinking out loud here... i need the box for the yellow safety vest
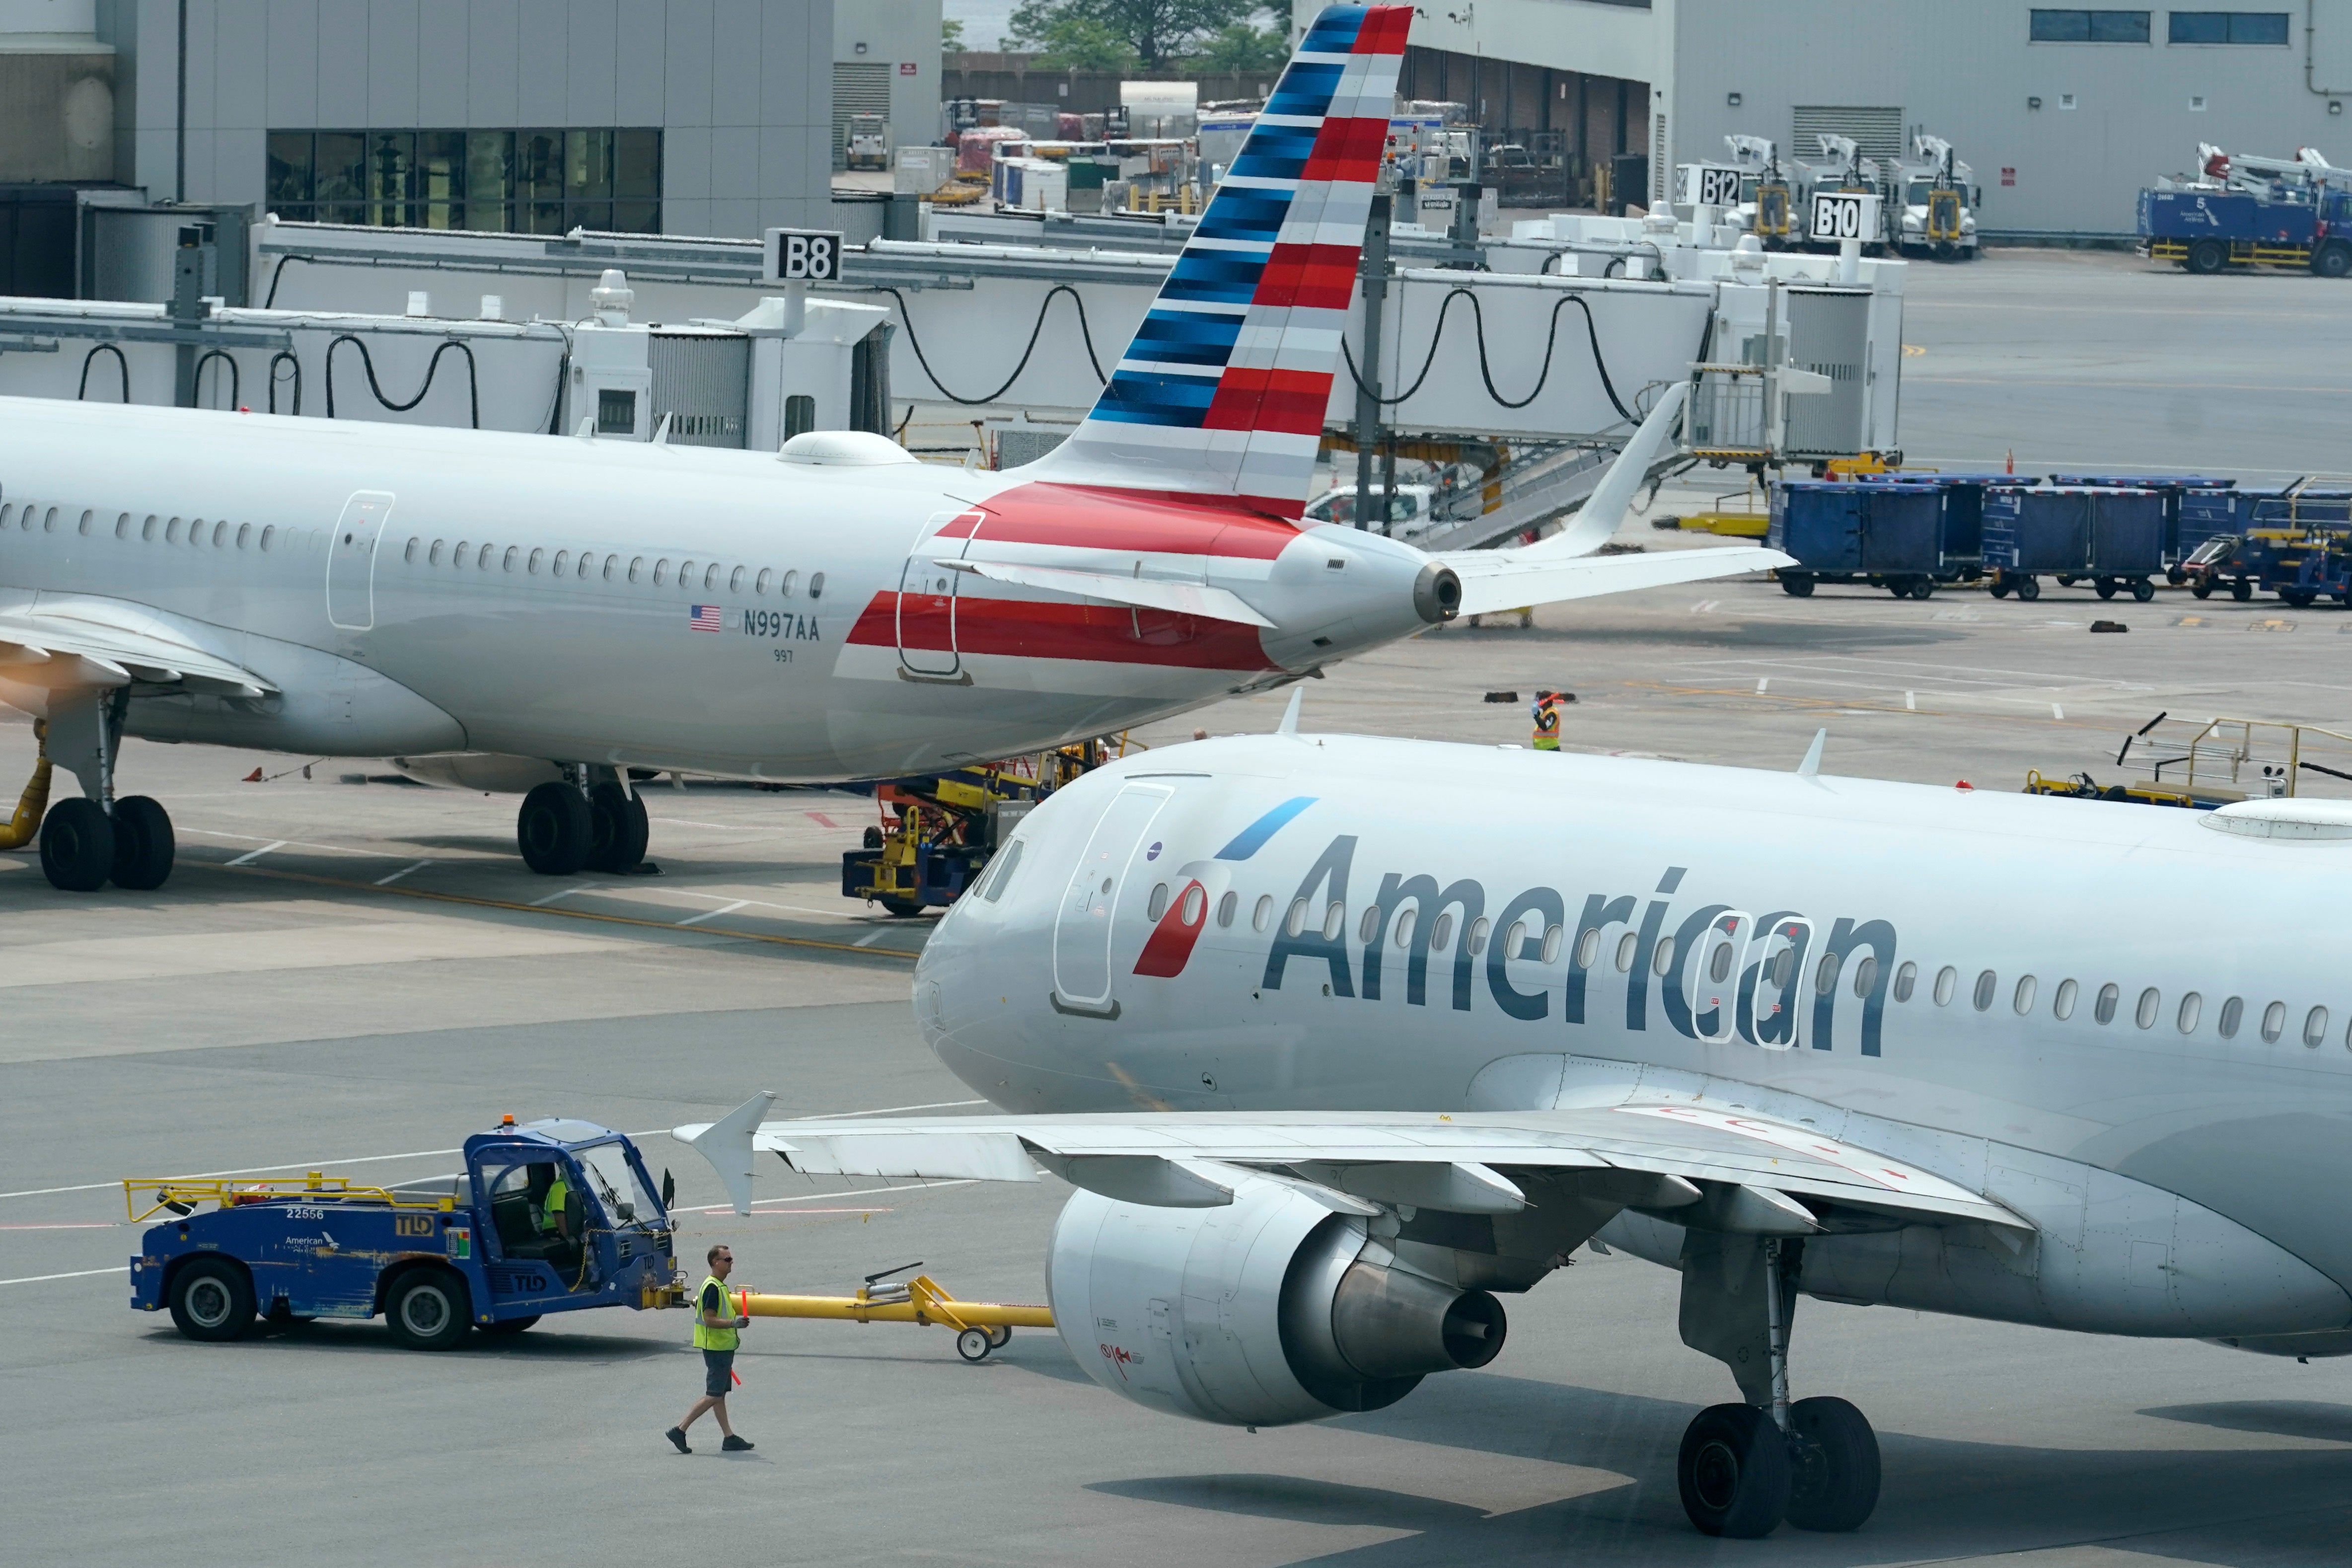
[538,1173,570,1234]
[691,1274,739,1351]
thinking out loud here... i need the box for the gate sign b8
[1807,191,1881,243]
[763,228,843,284]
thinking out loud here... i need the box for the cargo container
[1983,488,2165,600]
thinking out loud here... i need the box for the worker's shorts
[702,1348,735,1397]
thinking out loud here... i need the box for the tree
[1028,14,1142,73]
[1191,21,1289,73]
[1007,0,1263,72]
[942,16,966,53]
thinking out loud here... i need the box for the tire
[109,795,175,890]
[516,782,594,876]
[2317,242,2352,279]
[2131,579,2157,603]
[1780,575,1815,598]
[2167,566,2188,586]
[478,1314,541,1336]
[862,824,885,849]
[2094,580,2117,600]
[584,782,648,873]
[2056,574,2078,588]
[880,897,927,917]
[2191,583,2213,599]
[385,1269,473,1351]
[2015,576,2041,601]
[1988,581,2011,598]
[168,1257,255,1342]
[1909,578,1935,599]
[39,797,114,893]
[2187,238,2227,275]
[2232,579,2254,601]
[1785,1396,1882,1532]
[956,1327,993,1361]
[985,1324,1012,1348]
[1677,1403,1791,1538]
[2283,590,2317,608]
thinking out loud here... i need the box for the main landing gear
[18,697,181,894]
[517,769,650,877]
[1674,1234,1880,1537]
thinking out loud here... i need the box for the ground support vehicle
[727,1260,1054,1362]
[1983,488,2164,601]
[2180,532,2258,600]
[1768,480,1982,598]
[2033,715,2352,809]
[842,742,1113,916]
[2256,531,2352,606]
[2049,473,2235,580]
[130,1120,683,1348]
[2139,187,2352,275]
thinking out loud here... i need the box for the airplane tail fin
[1014,3,1411,519]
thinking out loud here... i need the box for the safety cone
[2005,448,2014,475]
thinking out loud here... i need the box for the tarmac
[3,247,2351,1567]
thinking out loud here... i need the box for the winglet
[1797,728,1826,778]
[689,1091,776,1216]
[1276,686,1305,736]
[1523,381,1691,558]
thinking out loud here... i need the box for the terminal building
[1313,0,2352,238]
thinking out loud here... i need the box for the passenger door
[1051,783,1175,1016]
[897,510,976,681]
[325,490,396,631]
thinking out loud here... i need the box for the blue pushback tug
[128,1119,686,1348]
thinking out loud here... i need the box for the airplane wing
[942,557,1277,628]
[675,1096,2028,1237]
[1439,543,1793,615]
[0,599,275,696]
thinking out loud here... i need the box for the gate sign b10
[762,228,843,284]
[1675,164,1744,208]
[1807,191,1881,243]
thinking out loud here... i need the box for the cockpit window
[982,838,1025,902]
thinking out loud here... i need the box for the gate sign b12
[763,228,843,284]
[1808,191,1881,243]
[1675,164,1744,207]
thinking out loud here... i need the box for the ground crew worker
[666,1244,753,1454]
[1531,691,1563,751]
[537,1163,572,1243]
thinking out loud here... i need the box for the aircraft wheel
[517,782,593,876]
[585,782,649,873]
[169,1257,255,1342]
[1785,1397,1881,1532]
[2015,576,2042,601]
[2232,579,2254,601]
[956,1327,993,1361]
[39,797,114,892]
[1678,1403,1790,1538]
[2131,579,2157,603]
[110,795,176,890]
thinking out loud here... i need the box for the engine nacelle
[1048,1175,1506,1427]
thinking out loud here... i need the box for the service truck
[2139,143,2352,276]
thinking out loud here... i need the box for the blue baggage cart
[1863,472,2041,566]
[2048,474,2235,577]
[1984,488,2164,601]
[1769,481,1969,598]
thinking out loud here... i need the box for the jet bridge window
[2029,9,2151,42]
[2168,11,2289,45]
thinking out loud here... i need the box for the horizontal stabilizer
[945,557,1275,627]
[1442,544,1793,616]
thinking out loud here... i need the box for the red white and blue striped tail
[1014,3,1411,521]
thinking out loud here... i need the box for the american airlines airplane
[0,4,1781,896]
[681,713,2352,1538]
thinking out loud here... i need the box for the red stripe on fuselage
[847,593,1278,672]
[1132,879,1209,977]
[936,482,1306,553]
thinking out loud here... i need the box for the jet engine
[1048,1174,1506,1427]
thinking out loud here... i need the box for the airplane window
[2218,996,2242,1038]
[212,520,228,545]
[1148,884,1170,920]
[236,523,251,548]
[44,506,59,532]
[504,546,520,572]
[166,518,182,542]
[2261,1001,2286,1042]
[1216,891,1236,927]
[654,558,670,585]
[1816,952,1842,994]
[1932,966,1957,1006]
[731,565,746,593]
[115,514,129,538]
[429,540,444,564]
[1505,918,1529,957]
[479,544,494,568]
[1894,961,1917,1002]
[1321,901,1345,941]
[1575,928,1599,969]
[78,510,93,535]
[1653,936,1675,975]
[603,557,617,581]
[1770,948,1794,989]
[1430,912,1454,950]
[1394,908,1416,948]
[143,515,158,541]
[780,570,799,597]
[1285,898,1306,936]
[0,504,12,526]
[756,568,772,594]
[1710,941,1734,984]
[1357,904,1380,943]
[2013,975,2037,1014]
[2178,992,2202,1034]
[1542,924,1564,965]
[547,550,566,576]
[679,559,697,587]
[400,538,415,563]
[629,557,644,583]
[809,572,825,600]
[259,524,273,550]
[1253,895,1273,932]
[2054,978,2078,1020]
[1616,931,1638,971]
[2135,987,2160,1029]
[706,563,722,590]
[2095,983,2119,1024]
[1467,916,1490,956]
[1180,885,1205,925]
[2304,1006,2329,1047]
[980,839,1023,901]
[1972,971,1996,1011]
[1852,955,1877,997]
[578,553,592,578]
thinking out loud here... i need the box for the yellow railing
[124,1172,456,1224]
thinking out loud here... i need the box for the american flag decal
[688,604,723,632]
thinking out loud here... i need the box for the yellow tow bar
[678,1265,1055,1361]
[0,720,52,852]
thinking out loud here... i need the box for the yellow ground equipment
[843,740,1127,916]
[1753,181,1791,241]
[714,1261,1054,1361]
[1926,187,1964,245]
[0,719,52,851]
[2030,714,2352,809]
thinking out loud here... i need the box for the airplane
[678,711,2352,1538]
[0,2,1783,896]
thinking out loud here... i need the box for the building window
[2169,11,2290,43]
[2030,9,2152,40]
[266,129,662,233]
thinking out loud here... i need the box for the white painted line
[646,818,774,832]
[529,884,594,906]
[1755,677,1769,694]
[1905,691,1917,711]
[374,859,431,886]
[0,1267,123,1287]
[183,828,397,860]
[676,898,750,927]
[682,1179,981,1216]
[224,839,288,866]
[852,928,894,947]
[0,1222,119,1230]
[815,1100,988,1119]
[2052,703,2065,720]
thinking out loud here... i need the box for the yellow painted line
[190,860,923,963]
